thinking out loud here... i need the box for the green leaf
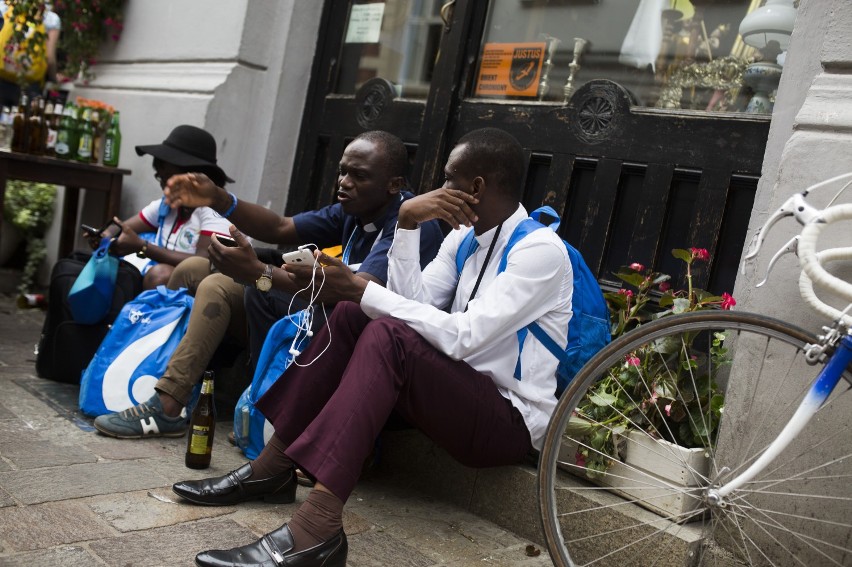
[672,248,693,264]
[566,416,593,437]
[672,298,691,314]
[590,392,618,406]
[615,272,645,288]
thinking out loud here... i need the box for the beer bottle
[55,105,78,160]
[102,111,121,167]
[44,101,60,157]
[28,97,44,155]
[185,371,216,469]
[11,94,29,153]
[75,107,94,162]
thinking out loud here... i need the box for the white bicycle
[537,173,852,566]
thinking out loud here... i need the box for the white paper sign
[344,3,385,44]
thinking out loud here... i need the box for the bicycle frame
[710,326,852,501]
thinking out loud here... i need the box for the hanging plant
[4,0,124,82]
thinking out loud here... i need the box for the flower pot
[560,430,711,519]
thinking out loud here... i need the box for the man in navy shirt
[93,130,443,440]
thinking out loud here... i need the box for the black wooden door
[289,0,770,295]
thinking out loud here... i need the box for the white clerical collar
[361,221,379,233]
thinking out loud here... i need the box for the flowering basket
[571,248,735,478]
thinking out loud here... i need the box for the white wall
[43,0,323,273]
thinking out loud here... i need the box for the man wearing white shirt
[173,128,573,567]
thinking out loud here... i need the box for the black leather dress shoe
[172,463,296,506]
[195,524,347,567]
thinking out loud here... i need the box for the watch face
[256,276,272,292]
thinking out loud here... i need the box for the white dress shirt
[360,205,573,448]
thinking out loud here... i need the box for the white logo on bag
[128,309,152,325]
[140,418,160,435]
[102,318,183,411]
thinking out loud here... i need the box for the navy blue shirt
[291,191,443,284]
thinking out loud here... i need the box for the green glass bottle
[102,111,121,167]
[55,105,79,160]
[75,107,94,163]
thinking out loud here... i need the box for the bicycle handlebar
[743,172,852,328]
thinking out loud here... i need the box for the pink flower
[690,248,710,262]
[575,451,586,468]
[626,355,640,367]
[664,403,672,417]
[721,292,736,310]
[629,262,645,272]
[618,289,634,298]
[658,282,671,292]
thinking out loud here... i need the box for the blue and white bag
[79,286,194,417]
[234,310,311,459]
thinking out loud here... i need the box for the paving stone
[88,518,256,567]
[0,400,16,419]
[445,543,554,566]
[347,528,434,567]
[83,438,174,461]
[0,485,14,507]
[0,500,112,552]
[0,460,171,504]
[0,429,97,469]
[88,487,238,533]
[0,545,98,566]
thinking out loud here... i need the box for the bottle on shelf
[28,96,44,155]
[185,371,216,469]
[75,107,94,163]
[55,104,78,160]
[44,101,60,157]
[11,94,29,153]
[102,111,121,167]
[0,106,13,151]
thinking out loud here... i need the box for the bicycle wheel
[538,310,852,567]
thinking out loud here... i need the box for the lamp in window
[738,0,796,113]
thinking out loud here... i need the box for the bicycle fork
[707,332,852,504]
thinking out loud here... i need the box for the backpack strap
[455,228,478,275]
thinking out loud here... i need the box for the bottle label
[189,425,210,454]
[46,128,57,149]
[103,138,114,161]
[55,140,69,155]
[78,135,92,158]
[201,378,214,395]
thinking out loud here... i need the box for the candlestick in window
[538,34,561,101]
[562,37,588,104]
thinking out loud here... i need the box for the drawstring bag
[79,286,194,417]
[234,310,311,459]
[67,234,120,325]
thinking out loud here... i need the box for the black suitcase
[35,251,143,383]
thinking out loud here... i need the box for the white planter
[560,431,711,519]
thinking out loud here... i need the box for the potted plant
[564,248,736,515]
[3,180,56,296]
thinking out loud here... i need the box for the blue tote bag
[67,236,120,324]
[234,310,311,459]
[79,286,194,417]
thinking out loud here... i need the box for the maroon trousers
[255,301,533,502]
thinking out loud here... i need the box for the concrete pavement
[0,292,553,567]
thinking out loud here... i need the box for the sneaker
[93,395,188,439]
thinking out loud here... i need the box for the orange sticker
[474,42,546,98]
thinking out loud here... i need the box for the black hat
[135,125,234,183]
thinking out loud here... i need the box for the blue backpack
[233,310,311,459]
[455,206,610,397]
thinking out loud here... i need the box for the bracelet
[220,192,238,218]
[137,241,149,259]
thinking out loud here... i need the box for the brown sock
[287,488,344,552]
[248,434,294,479]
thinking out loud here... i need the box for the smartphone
[281,248,316,265]
[81,223,101,237]
[216,235,239,248]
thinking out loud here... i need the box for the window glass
[336,0,444,99]
[472,0,794,114]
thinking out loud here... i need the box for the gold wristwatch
[255,264,273,292]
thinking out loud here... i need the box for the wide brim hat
[135,124,234,183]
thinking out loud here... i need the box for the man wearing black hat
[99,125,235,290]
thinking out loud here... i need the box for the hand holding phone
[281,248,316,265]
[81,224,101,237]
[215,234,239,248]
